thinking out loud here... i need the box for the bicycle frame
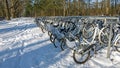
[113,34,120,46]
[82,24,101,45]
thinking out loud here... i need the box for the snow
[0,17,120,68]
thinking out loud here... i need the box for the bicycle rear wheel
[115,46,120,52]
[99,27,114,44]
[48,31,52,36]
[114,38,120,52]
[60,38,67,50]
[82,23,95,39]
[73,49,90,64]
[50,34,57,48]
[40,26,46,33]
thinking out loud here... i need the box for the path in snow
[0,17,120,68]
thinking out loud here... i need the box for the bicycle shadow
[0,38,70,68]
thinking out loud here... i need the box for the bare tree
[0,0,5,16]
[10,0,21,18]
[63,0,66,16]
[4,0,10,20]
[106,0,110,15]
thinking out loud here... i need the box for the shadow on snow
[0,38,70,68]
[0,24,37,34]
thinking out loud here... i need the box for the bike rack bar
[107,23,112,58]
[35,16,120,58]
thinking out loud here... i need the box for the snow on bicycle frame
[35,16,120,64]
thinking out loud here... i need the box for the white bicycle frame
[98,27,108,44]
[82,24,101,45]
[113,34,120,46]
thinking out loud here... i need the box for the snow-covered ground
[0,17,120,68]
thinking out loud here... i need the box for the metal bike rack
[35,16,120,58]
[88,17,119,58]
[105,17,119,58]
[107,24,112,58]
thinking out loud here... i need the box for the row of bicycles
[35,16,120,64]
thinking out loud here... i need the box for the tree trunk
[63,0,66,16]
[4,0,10,20]
[106,0,110,15]
[78,0,80,15]
[11,0,19,18]
[96,0,98,15]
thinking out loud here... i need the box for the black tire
[73,50,90,64]
[50,34,57,48]
[41,26,46,33]
[115,46,120,52]
[60,38,67,51]
[50,34,55,42]
[36,22,45,33]
[114,38,120,52]
[82,23,95,39]
[48,31,51,36]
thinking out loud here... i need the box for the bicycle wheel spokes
[101,32,109,44]
[82,23,95,39]
[99,27,114,44]
[115,39,120,52]
[73,50,90,64]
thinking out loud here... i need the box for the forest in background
[0,0,120,20]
